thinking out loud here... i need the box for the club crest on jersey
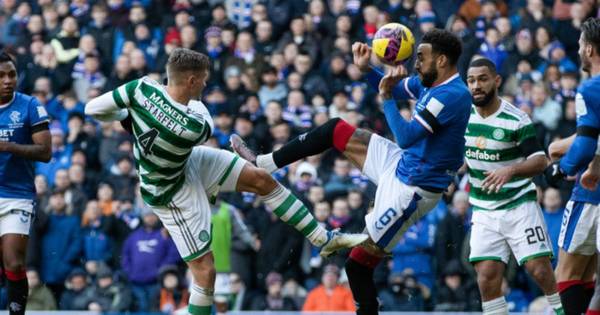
[493,128,505,141]
[8,111,23,128]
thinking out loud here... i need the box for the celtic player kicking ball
[85,48,367,315]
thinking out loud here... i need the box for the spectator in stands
[391,215,436,290]
[50,16,80,64]
[478,27,508,73]
[80,200,113,264]
[36,125,72,187]
[434,260,478,311]
[251,272,298,310]
[531,82,562,131]
[158,265,189,314]
[59,268,90,310]
[542,187,564,267]
[435,190,470,276]
[86,264,132,312]
[324,157,356,198]
[53,168,87,215]
[26,269,57,310]
[121,210,179,311]
[379,272,425,311]
[302,264,355,312]
[258,66,287,108]
[228,273,253,311]
[105,155,137,200]
[223,66,249,114]
[41,190,82,300]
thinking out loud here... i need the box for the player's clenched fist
[352,42,371,73]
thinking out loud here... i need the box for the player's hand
[379,65,408,99]
[352,42,371,73]
[0,141,11,152]
[482,166,514,194]
[581,157,600,190]
[544,160,566,188]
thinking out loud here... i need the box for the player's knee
[251,168,276,195]
[476,265,502,287]
[526,260,552,282]
[3,258,24,273]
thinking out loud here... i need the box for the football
[372,23,415,65]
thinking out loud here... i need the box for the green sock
[263,183,328,246]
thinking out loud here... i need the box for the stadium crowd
[0,0,593,312]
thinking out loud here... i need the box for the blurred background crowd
[0,0,593,313]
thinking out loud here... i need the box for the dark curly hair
[582,17,600,54]
[0,51,16,68]
[421,29,462,66]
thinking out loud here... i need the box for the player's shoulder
[430,76,471,108]
[498,99,530,123]
[13,92,36,105]
[578,76,600,102]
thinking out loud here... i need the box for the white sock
[546,292,563,312]
[482,296,508,315]
[188,285,213,315]
[262,183,328,246]
[257,153,278,173]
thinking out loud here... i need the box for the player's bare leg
[556,250,595,314]
[235,163,367,256]
[524,257,564,314]
[186,252,216,315]
[2,234,28,315]
[474,261,508,315]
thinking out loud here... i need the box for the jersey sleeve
[559,90,600,175]
[112,79,140,109]
[413,90,455,133]
[28,97,50,133]
[515,115,544,158]
[365,67,423,100]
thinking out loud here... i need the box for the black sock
[585,285,594,311]
[6,271,28,315]
[560,284,586,315]
[273,118,348,168]
[345,258,379,315]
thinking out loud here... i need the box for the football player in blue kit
[0,52,51,315]
[231,29,472,315]
[545,18,600,315]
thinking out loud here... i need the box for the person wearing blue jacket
[391,216,435,290]
[120,210,180,312]
[41,190,82,300]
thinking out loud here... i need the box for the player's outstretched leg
[236,164,368,255]
[231,117,359,172]
[345,243,385,315]
[524,257,565,315]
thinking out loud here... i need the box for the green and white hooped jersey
[465,99,544,211]
[112,77,212,206]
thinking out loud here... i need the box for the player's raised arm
[378,65,429,148]
[85,83,133,122]
[352,42,422,101]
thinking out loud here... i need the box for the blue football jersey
[366,68,471,191]
[568,75,600,204]
[0,93,49,199]
[394,74,472,190]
